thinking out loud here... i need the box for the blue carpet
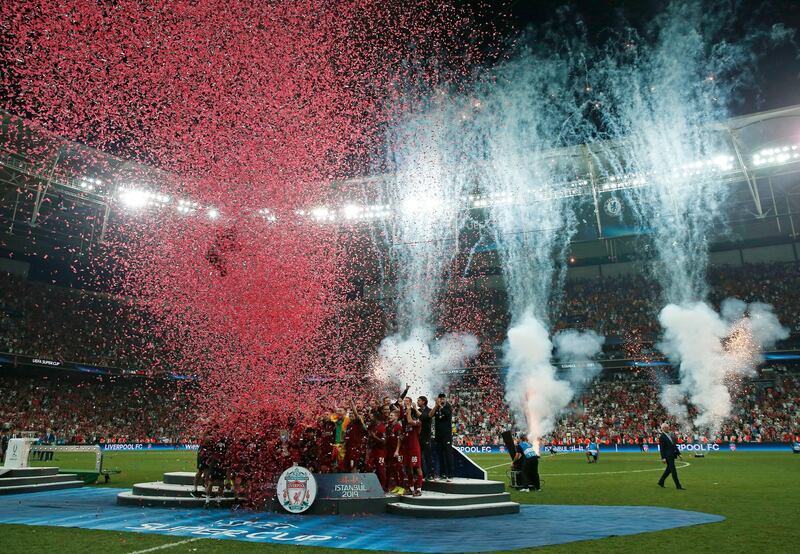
[0,488,724,552]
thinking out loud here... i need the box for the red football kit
[402,418,422,469]
[368,420,387,490]
[403,418,424,490]
[386,421,404,488]
[344,417,367,471]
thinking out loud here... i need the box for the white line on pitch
[483,461,691,477]
[482,452,582,471]
[128,537,204,554]
[539,461,691,477]
[484,461,513,470]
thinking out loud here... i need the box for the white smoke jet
[658,300,788,433]
[554,329,606,385]
[720,298,747,323]
[504,311,573,453]
[660,384,691,431]
[470,47,591,446]
[372,95,481,394]
[659,303,731,432]
[373,326,479,398]
[588,2,792,434]
[745,302,789,348]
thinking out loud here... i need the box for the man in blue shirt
[586,439,599,463]
[514,433,540,492]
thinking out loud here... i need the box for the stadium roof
[1,104,799,253]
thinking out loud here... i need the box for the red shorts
[368,452,387,471]
[345,447,366,470]
[403,452,422,469]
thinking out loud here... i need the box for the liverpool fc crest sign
[277,465,317,513]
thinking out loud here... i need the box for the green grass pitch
[3,450,799,553]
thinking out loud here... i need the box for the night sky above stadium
[468,0,799,114]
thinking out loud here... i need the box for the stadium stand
[1,261,799,446]
[0,372,194,445]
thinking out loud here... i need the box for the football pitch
[2,450,798,553]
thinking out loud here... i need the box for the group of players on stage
[192,386,455,498]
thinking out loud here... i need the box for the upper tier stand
[118,472,519,518]
[0,467,84,495]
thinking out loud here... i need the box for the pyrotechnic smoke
[743,302,789,348]
[473,45,597,445]
[554,329,606,385]
[373,326,479,397]
[374,96,480,392]
[504,312,573,451]
[658,300,788,433]
[503,322,605,450]
[588,1,791,433]
[660,384,691,431]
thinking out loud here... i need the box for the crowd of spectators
[2,262,799,369]
[552,262,800,354]
[1,260,799,447]
[0,273,156,369]
[0,374,194,445]
[1,368,797,448]
[447,368,800,446]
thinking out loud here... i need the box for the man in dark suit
[431,393,454,481]
[417,396,433,479]
[658,422,684,490]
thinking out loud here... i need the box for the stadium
[1,1,799,553]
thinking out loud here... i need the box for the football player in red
[386,409,405,494]
[345,399,368,472]
[368,404,389,491]
[402,397,424,496]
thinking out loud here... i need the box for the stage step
[387,500,520,518]
[132,482,236,498]
[117,491,239,508]
[390,491,512,507]
[0,467,59,478]
[162,471,197,486]
[0,480,84,495]
[423,478,506,495]
[0,474,81,488]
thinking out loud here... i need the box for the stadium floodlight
[118,188,152,210]
[176,199,198,214]
[402,196,444,216]
[338,204,392,221]
[342,204,363,220]
[117,187,171,210]
[258,208,277,222]
[78,176,103,192]
[752,144,800,167]
[310,206,336,222]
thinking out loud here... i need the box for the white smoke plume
[374,96,480,396]
[659,384,691,431]
[745,302,789,348]
[554,329,606,385]
[372,326,479,398]
[504,311,573,452]
[658,300,788,434]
